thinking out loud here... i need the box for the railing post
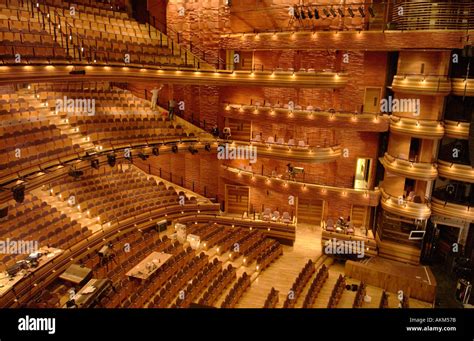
[159,168,162,177]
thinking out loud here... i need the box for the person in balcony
[150,84,163,110]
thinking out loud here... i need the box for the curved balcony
[437,160,474,183]
[452,78,474,97]
[392,75,451,96]
[380,153,437,181]
[389,116,444,139]
[380,188,431,220]
[431,197,474,223]
[234,140,341,163]
[0,65,349,88]
[224,103,389,131]
[221,165,381,206]
[444,120,469,139]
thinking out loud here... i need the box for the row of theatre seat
[50,167,196,224]
[0,194,89,272]
[353,282,366,308]
[221,272,251,308]
[302,264,329,308]
[263,287,279,308]
[0,84,192,180]
[283,259,315,308]
[186,222,283,268]
[0,0,200,68]
[198,264,237,307]
[327,274,346,308]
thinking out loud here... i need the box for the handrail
[146,11,225,69]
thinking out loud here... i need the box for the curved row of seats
[221,272,251,308]
[0,194,89,272]
[175,258,223,308]
[327,274,346,308]
[256,240,283,271]
[302,264,329,308]
[283,259,315,308]
[0,0,201,67]
[263,287,279,308]
[198,264,236,307]
[50,167,190,224]
[353,282,366,308]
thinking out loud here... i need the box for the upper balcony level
[389,116,444,139]
[380,153,438,181]
[444,121,470,139]
[432,183,474,222]
[218,2,471,52]
[452,78,474,97]
[380,187,431,220]
[223,103,389,131]
[391,74,451,96]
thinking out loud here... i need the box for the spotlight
[323,8,330,17]
[12,185,25,203]
[307,8,313,19]
[152,147,159,156]
[91,159,100,170]
[300,8,306,19]
[358,6,365,17]
[330,7,337,17]
[68,168,84,179]
[171,145,178,153]
[138,152,149,161]
[348,7,355,18]
[314,9,319,19]
[337,8,345,17]
[368,7,375,17]
[107,154,116,167]
[205,143,211,152]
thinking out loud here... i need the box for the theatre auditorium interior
[0,0,473,311]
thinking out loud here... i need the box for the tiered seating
[36,86,189,146]
[256,240,283,271]
[150,252,208,308]
[352,282,366,308]
[50,167,182,223]
[0,2,69,64]
[0,0,202,67]
[0,194,88,272]
[49,0,194,67]
[175,258,222,308]
[302,264,329,308]
[198,264,236,307]
[263,287,279,308]
[0,89,81,177]
[221,272,251,308]
[327,274,346,308]
[283,260,315,308]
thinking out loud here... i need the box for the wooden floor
[236,224,322,308]
[233,223,433,308]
